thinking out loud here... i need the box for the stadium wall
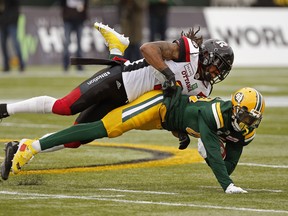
[6,6,288,67]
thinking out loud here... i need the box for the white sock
[31,140,42,152]
[7,96,57,115]
[110,48,123,56]
[40,145,65,153]
[38,132,65,153]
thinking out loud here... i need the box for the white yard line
[239,162,288,169]
[199,186,283,193]
[0,122,63,129]
[0,190,287,214]
[98,188,177,195]
[0,191,125,199]
[200,161,288,169]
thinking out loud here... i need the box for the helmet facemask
[210,54,231,84]
[232,105,263,133]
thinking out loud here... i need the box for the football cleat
[1,141,19,180]
[11,139,38,174]
[0,104,9,120]
[94,22,129,54]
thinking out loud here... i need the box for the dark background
[21,0,286,7]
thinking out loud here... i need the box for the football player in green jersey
[10,87,265,193]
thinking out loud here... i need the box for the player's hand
[162,77,177,97]
[161,67,177,97]
[225,183,248,194]
[178,132,190,150]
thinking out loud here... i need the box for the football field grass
[0,66,287,216]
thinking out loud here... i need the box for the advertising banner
[8,7,288,67]
[204,8,288,67]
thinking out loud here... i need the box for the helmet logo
[216,40,228,48]
[234,92,244,103]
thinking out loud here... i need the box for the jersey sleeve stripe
[182,36,191,62]
[216,102,224,128]
[212,102,224,129]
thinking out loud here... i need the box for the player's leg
[0,23,129,120]
[52,65,126,115]
[0,96,57,119]
[0,26,10,71]
[41,90,164,149]
[102,90,165,138]
[29,65,126,150]
[10,90,165,174]
[0,67,118,118]
[11,120,108,174]
[63,102,120,148]
[94,22,129,59]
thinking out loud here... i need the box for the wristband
[161,68,175,80]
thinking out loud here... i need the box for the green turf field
[0,66,287,216]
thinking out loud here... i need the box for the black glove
[161,68,177,97]
[178,132,190,150]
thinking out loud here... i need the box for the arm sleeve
[224,142,243,175]
[198,115,233,191]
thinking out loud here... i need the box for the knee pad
[52,88,82,115]
[52,99,72,115]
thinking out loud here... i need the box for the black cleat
[1,141,19,180]
[0,104,9,120]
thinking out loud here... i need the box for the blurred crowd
[0,0,287,72]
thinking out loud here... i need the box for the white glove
[225,183,248,194]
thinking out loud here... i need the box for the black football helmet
[198,39,234,85]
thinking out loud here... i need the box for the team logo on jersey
[182,64,195,92]
[87,71,111,85]
[191,40,198,49]
[191,83,198,91]
[234,92,244,103]
[116,80,122,89]
[184,63,194,76]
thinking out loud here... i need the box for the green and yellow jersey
[40,90,256,191]
[163,94,255,190]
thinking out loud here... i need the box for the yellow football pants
[102,90,167,138]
